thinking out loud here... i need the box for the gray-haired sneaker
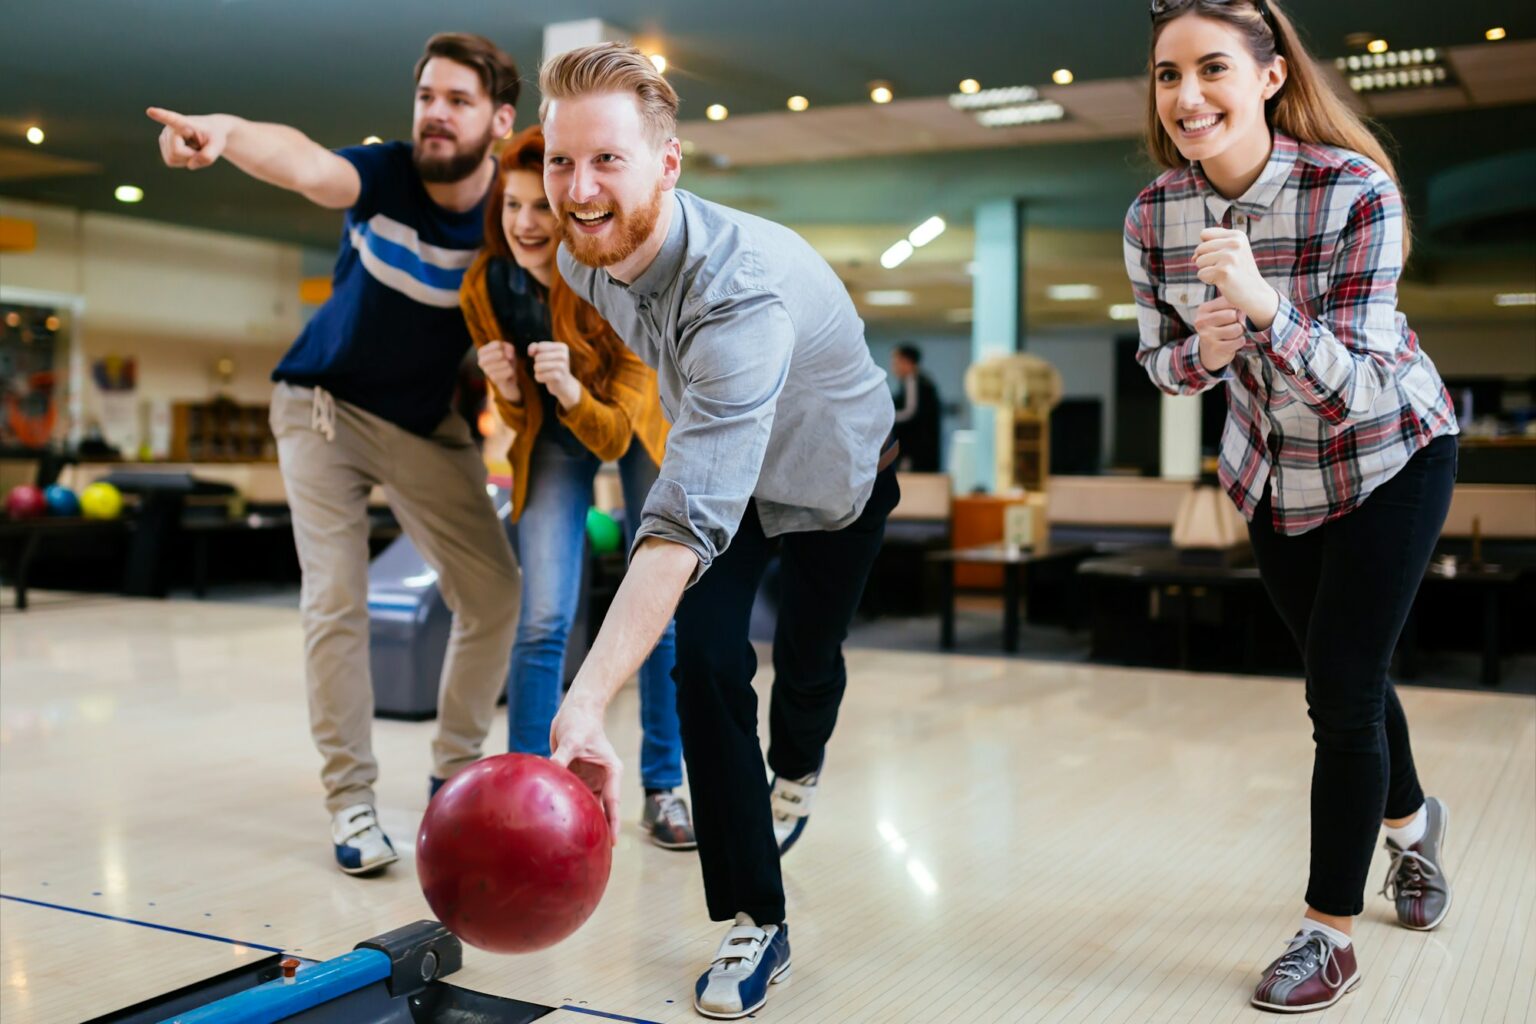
[1381,796,1453,930]
[641,791,697,850]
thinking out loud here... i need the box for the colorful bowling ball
[417,753,612,954]
[585,506,622,554]
[79,481,123,519]
[43,484,81,517]
[5,485,47,520]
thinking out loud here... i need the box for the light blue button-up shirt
[559,189,893,584]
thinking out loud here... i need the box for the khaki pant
[270,382,519,812]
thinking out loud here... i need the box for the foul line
[0,893,286,953]
[5,893,666,1022]
[558,1007,666,1024]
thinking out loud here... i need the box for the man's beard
[413,125,493,184]
[559,183,665,269]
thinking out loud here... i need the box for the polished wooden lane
[1,595,1531,1023]
[0,898,273,1023]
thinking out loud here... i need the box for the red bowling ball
[416,753,612,954]
[5,484,47,520]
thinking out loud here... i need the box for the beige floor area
[0,593,1531,1023]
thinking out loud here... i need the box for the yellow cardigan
[460,252,669,522]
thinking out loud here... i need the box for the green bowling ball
[585,507,622,554]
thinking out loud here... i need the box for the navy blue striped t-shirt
[272,141,487,436]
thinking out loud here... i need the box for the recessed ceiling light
[869,81,894,104]
[1109,303,1139,321]
[362,136,382,145]
[1051,69,1074,85]
[45,315,61,332]
[787,95,809,112]
[1486,27,1507,41]
[1494,292,1535,306]
[649,53,668,74]
[25,126,44,145]
[4,312,21,328]
[114,185,144,204]
[958,78,981,94]
[1047,283,1100,302]
[880,239,914,269]
[705,104,728,121]
[864,290,914,307]
[1367,39,1389,53]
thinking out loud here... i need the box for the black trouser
[673,467,900,925]
[1247,434,1456,916]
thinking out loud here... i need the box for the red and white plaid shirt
[1124,132,1457,535]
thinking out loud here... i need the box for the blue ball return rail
[158,949,391,1023]
[84,921,554,1024]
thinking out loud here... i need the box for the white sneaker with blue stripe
[771,770,818,855]
[693,913,792,1019]
[331,803,397,875]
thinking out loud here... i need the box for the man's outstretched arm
[147,107,360,209]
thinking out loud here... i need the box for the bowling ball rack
[83,920,554,1024]
[0,515,130,609]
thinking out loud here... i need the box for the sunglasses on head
[1149,0,1275,30]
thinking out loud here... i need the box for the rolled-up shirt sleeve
[634,290,793,586]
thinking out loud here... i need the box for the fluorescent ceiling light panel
[880,239,915,269]
[908,216,946,247]
[1047,283,1100,301]
[975,101,1066,127]
[948,85,1040,110]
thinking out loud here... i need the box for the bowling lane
[0,594,707,1021]
[4,595,1533,1024]
[0,897,273,1023]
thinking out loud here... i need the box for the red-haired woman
[460,126,693,850]
[1125,0,1458,1012]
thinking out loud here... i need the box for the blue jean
[506,435,683,790]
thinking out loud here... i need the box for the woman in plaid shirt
[1125,0,1459,1012]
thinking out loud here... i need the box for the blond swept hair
[539,42,680,146]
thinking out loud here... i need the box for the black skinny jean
[1247,434,1456,916]
[672,466,900,925]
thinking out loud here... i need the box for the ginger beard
[557,182,665,268]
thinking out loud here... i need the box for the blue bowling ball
[43,484,81,517]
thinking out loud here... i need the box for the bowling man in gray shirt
[540,42,898,1021]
